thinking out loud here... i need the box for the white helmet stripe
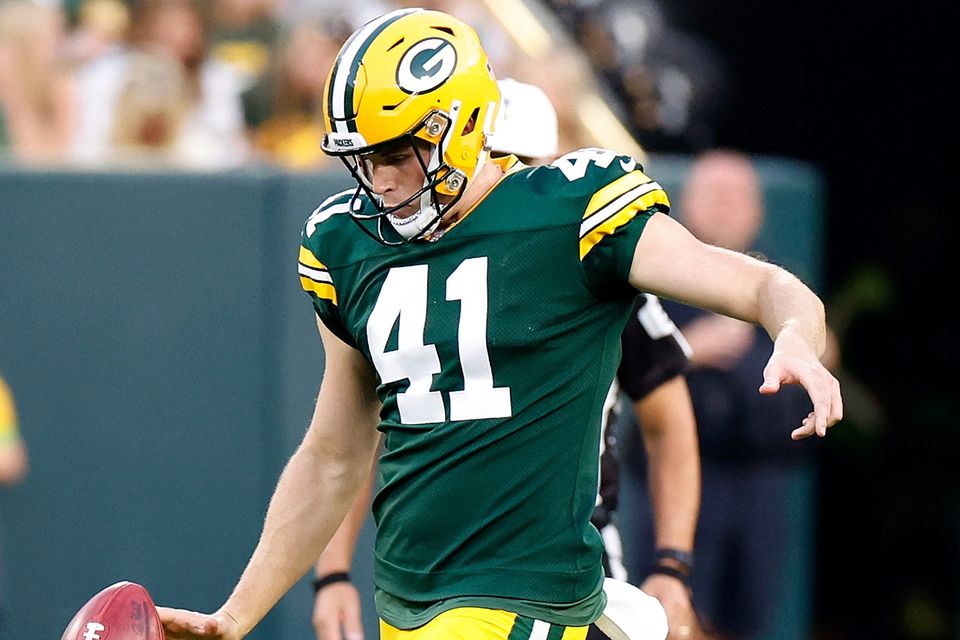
[329,8,419,134]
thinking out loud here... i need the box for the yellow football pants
[380,607,589,640]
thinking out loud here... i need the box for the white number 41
[367,257,513,424]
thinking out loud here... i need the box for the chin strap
[384,98,491,243]
[389,200,442,240]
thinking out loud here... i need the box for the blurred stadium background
[0,0,953,639]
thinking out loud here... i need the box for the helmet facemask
[334,106,471,245]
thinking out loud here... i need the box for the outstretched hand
[761,330,843,439]
[158,607,243,640]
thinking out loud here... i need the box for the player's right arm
[160,320,381,640]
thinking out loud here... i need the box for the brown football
[60,581,164,640]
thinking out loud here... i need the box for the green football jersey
[298,149,671,628]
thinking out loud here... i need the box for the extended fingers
[792,385,843,440]
[776,360,842,438]
[158,607,220,639]
[808,370,843,435]
[791,412,817,440]
[829,374,843,424]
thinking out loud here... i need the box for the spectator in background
[207,0,282,92]
[540,0,727,154]
[625,149,828,640]
[241,19,345,171]
[64,0,131,68]
[277,0,391,34]
[0,0,75,164]
[73,0,251,168]
[507,46,606,154]
[0,372,29,634]
[108,50,190,165]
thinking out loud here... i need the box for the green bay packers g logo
[396,38,457,94]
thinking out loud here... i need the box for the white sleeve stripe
[579,181,662,239]
[298,265,332,283]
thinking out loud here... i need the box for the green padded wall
[0,168,344,640]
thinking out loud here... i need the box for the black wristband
[312,571,350,594]
[647,564,691,586]
[655,547,694,572]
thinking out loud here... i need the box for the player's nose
[370,165,397,195]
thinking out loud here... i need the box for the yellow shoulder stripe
[300,278,338,305]
[582,170,654,220]
[298,245,325,269]
[579,189,669,260]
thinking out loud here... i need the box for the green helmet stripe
[328,8,418,134]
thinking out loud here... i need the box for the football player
[158,8,841,640]
[309,78,701,640]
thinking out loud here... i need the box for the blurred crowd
[0,0,726,172]
[541,0,727,153]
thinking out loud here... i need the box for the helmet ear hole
[461,108,479,136]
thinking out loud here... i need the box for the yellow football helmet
[320,8,501,243]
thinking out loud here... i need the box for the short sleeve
[297,238,356,348]
[579,165,671,300]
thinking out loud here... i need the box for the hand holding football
[61,581,164,640]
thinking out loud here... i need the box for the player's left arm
[634,375,701,639]
[312,460,377,640]
[630,212,843,436]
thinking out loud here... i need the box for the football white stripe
[305,190,354,236]
[298,265,332,283]
[330,9,417,133]
[579,181,662,239]
[529,620,551,640]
